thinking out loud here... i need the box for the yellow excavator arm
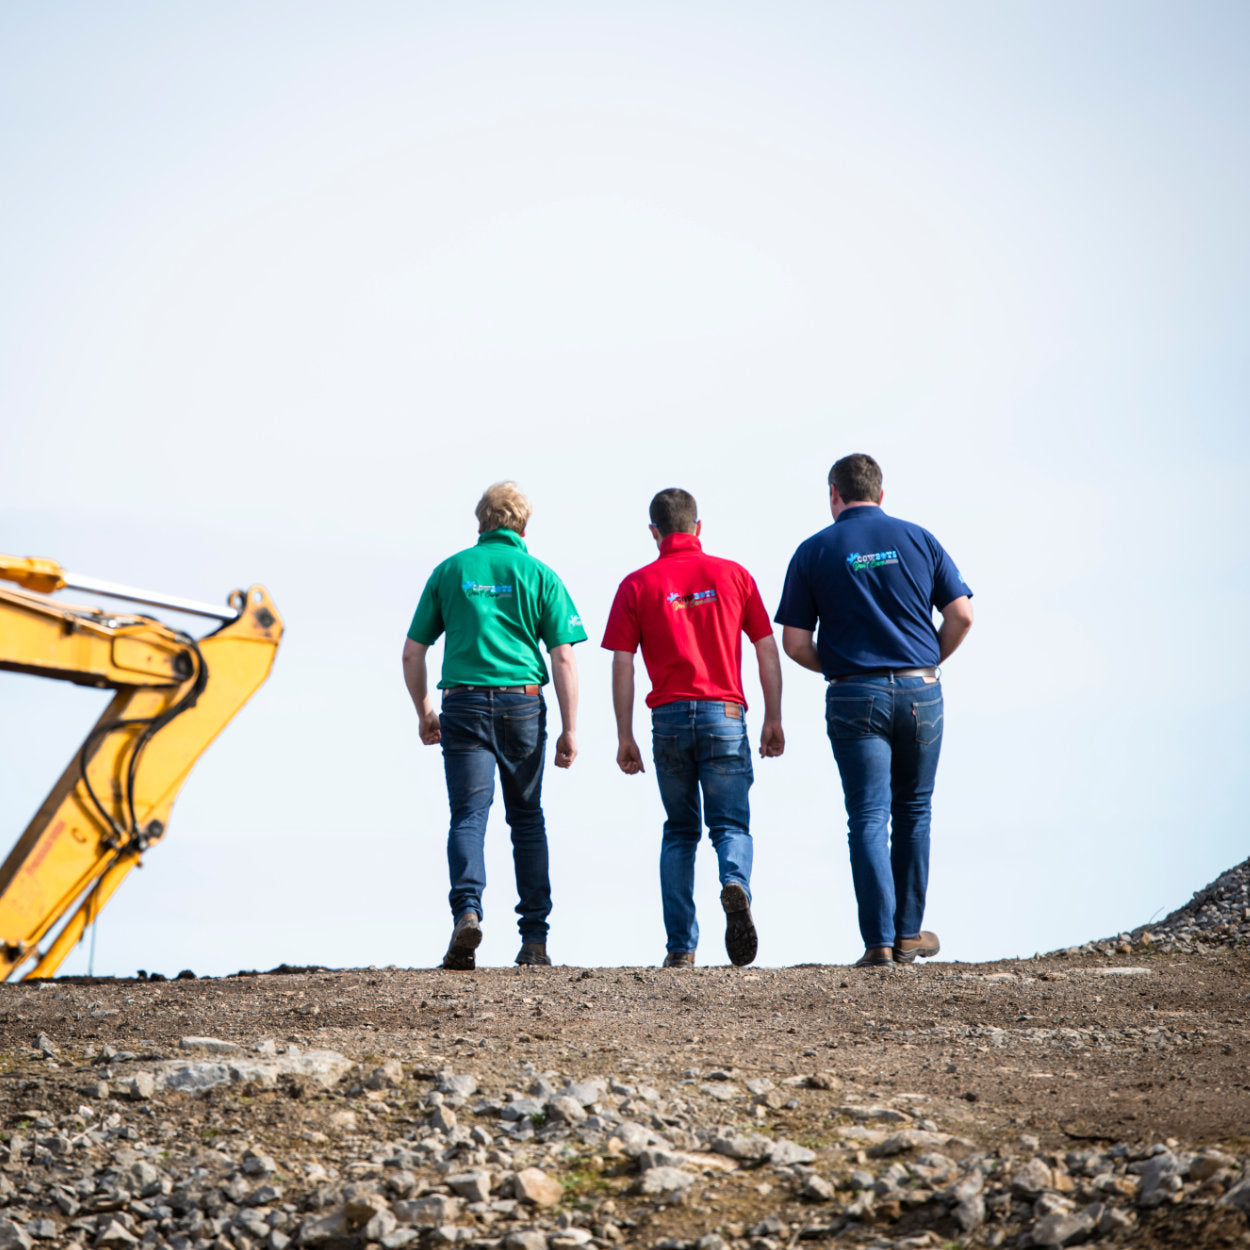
[0,554,283,980]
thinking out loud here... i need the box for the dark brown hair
[828,454,883,503]
[649,488,698,536]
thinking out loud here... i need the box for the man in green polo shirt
[402,481,587,969]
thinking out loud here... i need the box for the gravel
[1067,856,1250,958]
[0,857,1246,1248]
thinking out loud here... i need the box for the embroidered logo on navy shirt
[846,550,899,573]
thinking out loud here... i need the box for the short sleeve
[600,580,640,652]
[740,573,773,643]
[407,570,445,644]
[538,573,588,649]
[929,539,972,609]
[774,548,819,630]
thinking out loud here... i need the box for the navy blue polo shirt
[774,505,972,677]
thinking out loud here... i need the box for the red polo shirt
[601,533,773,709]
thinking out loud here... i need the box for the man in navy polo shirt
[776,454,973,968]
[603,488,784,968]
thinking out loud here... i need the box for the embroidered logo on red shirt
[666,589,718,611]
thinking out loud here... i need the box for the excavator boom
[0,556,282,980]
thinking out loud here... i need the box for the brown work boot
[441,911,482,970]
[894,931,940,964]
[721,882,758,967]
[853,946,895,967]
[662,951,695,968]
[515,942,551,966]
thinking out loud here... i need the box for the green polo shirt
[407,529,587,688]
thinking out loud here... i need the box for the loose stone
[636,1167,696,1196]
[512,1168,563,1207]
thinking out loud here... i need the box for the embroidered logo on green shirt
[462,581,514,598]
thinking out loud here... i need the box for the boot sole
[721,884,758,967]
[893,941,940,964]
[442,919,482,970]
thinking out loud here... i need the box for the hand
[554,730,577,769]
[616,737,645,775]
[759,718,785,758]
[418,709,441,746]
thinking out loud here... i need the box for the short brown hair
[649,488,698,537]
[828,454,882,503]
[475,481,532,534]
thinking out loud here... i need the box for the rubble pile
[1074,857,1250,957]
[0,1037,1246,1250]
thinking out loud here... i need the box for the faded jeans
[439,690,551,942]
[825,676,944,948]
[651,700,754,955]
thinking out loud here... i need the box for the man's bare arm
[401,638,441,746]
[611,650,644,774]
[937,596,973,662]
[781,625,823,674]
[753,634,785,758]
[549,643,579,769]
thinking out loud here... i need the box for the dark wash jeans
[825,675,944,949]
[651,700,754,955]
[439,690,551,942]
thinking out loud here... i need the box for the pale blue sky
[2,1,1247,977]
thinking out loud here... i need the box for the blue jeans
[439,690,551,942]
[825,676,944,948]
[651,700,754,955]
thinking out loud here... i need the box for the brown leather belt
[443,684,540,696]
[828,667,938,684]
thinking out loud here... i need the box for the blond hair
[475,481,532,534]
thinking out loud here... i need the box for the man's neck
[831,499,881,521]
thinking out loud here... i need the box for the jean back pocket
[500,704,543,760]
[911,696,943,746]
[705,731,751,775]
[652,731,693,776]
[826,697,876,740]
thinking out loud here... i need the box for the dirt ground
[9,948,1249,1145]
[2,945,1248,1247]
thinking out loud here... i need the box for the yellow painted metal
[21,850,138,980]
[0,554,66,595]
[0,567,282,980]
[0,583,191,687]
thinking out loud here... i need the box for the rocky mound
[1068,856,1250,957]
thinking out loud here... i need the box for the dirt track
[26,948,1245,1147]
[1,944,1248,1248]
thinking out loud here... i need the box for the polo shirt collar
[477,528,527,550]
[835,504,885,524]
[660,532,702,556]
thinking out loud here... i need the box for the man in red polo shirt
[602,488,784,967]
